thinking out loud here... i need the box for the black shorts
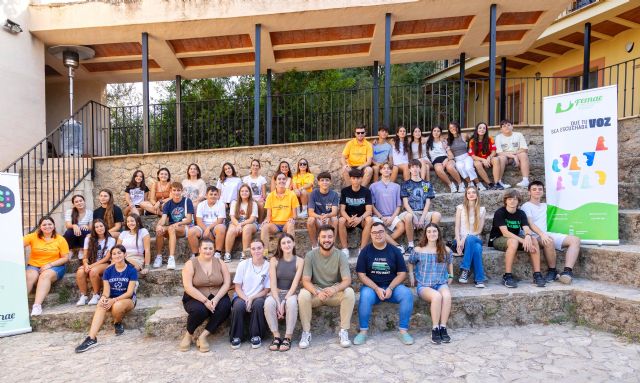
[432,156,447,165]
[346,220,366,231]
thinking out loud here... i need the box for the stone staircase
[29,118,640,342]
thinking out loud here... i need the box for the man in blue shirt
[353,222,414,346]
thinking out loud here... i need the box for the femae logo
[0,185,16,214]
[0,312,16,322]
[555,96,603,114]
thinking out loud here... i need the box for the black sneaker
[545,269,558,283]
[231,337,242,349]
[494,182,505,190]
[75,336,98,353]
[558,270,573,285]
[431,328,442,344]
[533,272,546,288]
[114,322,124,336]
[502,274,518,288]
[439,327,451,343]
[250,336,262,349]
[458,270,469,284]
[488,183,495,190]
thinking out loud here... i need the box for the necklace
[251,261,264,274]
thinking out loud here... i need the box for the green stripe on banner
[547,203,618,241]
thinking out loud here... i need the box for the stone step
[578,244,640,289]
[618,210,640,244]
[31,279,640,342]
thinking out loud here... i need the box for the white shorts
[532,232,567,251]
[372,216,401,231]
[399,211,434,229]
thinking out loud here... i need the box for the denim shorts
[26,265,66,281]
[417,283,448,295]
[274,224,285,232]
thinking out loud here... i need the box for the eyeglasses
[371,230,385,236]
[355,131,366,135]
[299,162,308,166]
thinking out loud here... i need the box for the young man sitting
[400,159,442,255]
[341,125,374,187]
[307,171,340,250]
[187,186,227,261]
[369,162,406,253]
[338,168,373,256]
[521,181,581,284]
[488,189,545,288]
[493,119,530,189]
[371,126,393,182]
[154,182,194,270]
[261,172,299,256]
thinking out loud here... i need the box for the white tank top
[392,141,409,165]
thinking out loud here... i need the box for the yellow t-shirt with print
[342,138,373,167]
[265,189,300,225]
[292,172,315,193]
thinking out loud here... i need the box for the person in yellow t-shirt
[23,216,70,316]
[341,125,373,187]
[261,172,300,254]
[292,158,315,219]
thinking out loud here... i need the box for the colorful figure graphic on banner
[596,136,608,151]
[583,152,595,166]
[569,156,581,171]
[560,154,570,168]
[0,185,15,214]
[552,159,561,173]
[595,170,607,185]
[556,176,565,191]
[551,135,609,192]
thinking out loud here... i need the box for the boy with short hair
[489,189,545,288]
[493,119,530,189]
[187,185,227,260]
[521,181,581,284]
[154,182,194,270]
[369,162,406,253]
[307,171,340,249]
[338,168,373,256]
[372,126,393,182]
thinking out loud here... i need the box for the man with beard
[298,225,354,349]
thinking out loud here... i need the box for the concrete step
[619,210,640,245]
[31,279,640,342]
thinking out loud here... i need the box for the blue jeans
[358,284,414,331]
[460,235,485,283]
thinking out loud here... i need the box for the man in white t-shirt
[521,181,581,284]
[187,186,227,259]
[493,119,530,189]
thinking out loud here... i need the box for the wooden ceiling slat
[270,25,374,46]
[392,16,474,36]
[169,35,253,53]
[617,6,640,24]
[180,52,255,67]
[483,29,528,43]
[89,42,141,57]
[535,42,572,55]
[83,59,160,72]
[516,51,550,63]
[391,35,461,50]
[592,20,630,37]
[497,11,543,26]
[274,44,370,60]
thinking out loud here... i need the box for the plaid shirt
[408,250,453,287]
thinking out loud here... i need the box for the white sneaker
[240,252,247,261]
[298,209,308,218]
[501,181,511,188]
[341,248,349,257]
[516,179,530,188]
[214,252,222,259]
[338,329,351,348]
[31,304,43,316]
[299,331,312,349]
[396,245,405,254]
[223,253,232,263]
[167,256,176,270]
[477,183,487,191]
[76,295,88,306]
[88,294,100,305]
[153,255,163,268]
[449,183,457,193]
[77,251,84,260]
[458,182,466,193]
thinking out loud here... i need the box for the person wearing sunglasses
[341,125,374,187]
[292,158,314,219]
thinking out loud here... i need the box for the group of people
[20,119,582,353]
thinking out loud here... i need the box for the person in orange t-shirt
[23,216,70,316]
[341,125,373,187]
[261,172,299,256]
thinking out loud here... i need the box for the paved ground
[1,324,639,382]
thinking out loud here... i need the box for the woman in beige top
[180,238,231,352]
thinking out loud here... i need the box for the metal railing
[557,0,599,19]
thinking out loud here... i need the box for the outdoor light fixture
[535,72,541,80]
[48,45,95,117]
[3,19,23,34]
[625,42,634,53]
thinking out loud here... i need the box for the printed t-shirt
[467,137,496,159]
[229,200,258,222]
[495,132,528,153]
[233,259,270,297]
[373,142,392,164]
[356,243,407,287]
[489,207,529,240]
[103,263,138,301]
[292,173,315,193]
[83,236,116,261]
[370,180,401,217]
[196,200,227,227]
[308,189,340,215]
[342,138,373,167]
[242,175,267,201]
[23,233,70,267]
[340,186,372,217]
[400,179,435,211]
[124,185,149,206]
[303,248,350,289]
[162,197,195,224]
[182,179,207,202]
[265,189,299,225]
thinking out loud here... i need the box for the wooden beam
[529,48,561,58]
[610,17,640,29]
[590,31,612,40]
[553,39,583,50]
[509,56,538,66]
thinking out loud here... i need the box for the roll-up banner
[0,172,32,336]
[543,85,618,245]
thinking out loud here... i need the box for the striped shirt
[408,250,453,287]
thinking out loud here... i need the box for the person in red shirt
[468,122,499,189]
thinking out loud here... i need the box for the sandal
[269,337,282,351]
[279,338,291,352]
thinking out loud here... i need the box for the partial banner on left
[0,172,32,337]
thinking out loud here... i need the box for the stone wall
[93,125,546,207]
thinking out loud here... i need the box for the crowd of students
[20,119,581,353]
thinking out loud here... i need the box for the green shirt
[303,248,350,289]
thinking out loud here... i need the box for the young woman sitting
[63,194,93,260]
[76,219,115,306]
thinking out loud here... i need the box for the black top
[339,186,372,217]
[489,206,529,240]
